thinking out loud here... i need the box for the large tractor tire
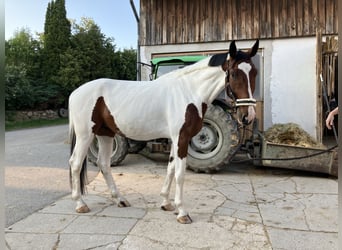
[187,104,239,173]
[88,135,128,166]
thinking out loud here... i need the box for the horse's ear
[249,39,259,57]
[208,52,228,67]
[229,40,237,59]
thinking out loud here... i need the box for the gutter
[129,0,141,80]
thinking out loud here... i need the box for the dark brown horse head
[226,40,259,125]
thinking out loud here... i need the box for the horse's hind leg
[96,135,130,207]
[69,133,93,213]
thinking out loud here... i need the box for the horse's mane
[156,56,211,80]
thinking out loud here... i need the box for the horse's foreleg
[96,136,130,207]
[174,156,192,224]
[69,135,93,213]
[160,146,176,211]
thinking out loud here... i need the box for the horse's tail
[69,112,88,195]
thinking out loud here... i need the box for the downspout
[129,0,141,80]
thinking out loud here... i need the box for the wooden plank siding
[139,0,338,46]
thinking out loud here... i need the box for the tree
[113,49,137,80]
[70,17,115,82]
[57,47,83,93]
[5,1,137,112]
[5,28,56,110]
[43,0,71,87]
[56,17,137,96]
[5,28,42,79]
[5,64,34,110]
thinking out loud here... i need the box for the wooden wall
[139,0,338,46]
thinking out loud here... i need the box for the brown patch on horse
[91,96,126,137]
[177,103,208,159]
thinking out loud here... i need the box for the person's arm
[326,107,338,130]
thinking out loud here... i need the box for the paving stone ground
[5,154,338,250]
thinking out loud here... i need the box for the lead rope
[231,144,338,163]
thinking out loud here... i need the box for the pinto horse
[68,40,259,224]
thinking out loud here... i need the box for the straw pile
[264,123,325,148]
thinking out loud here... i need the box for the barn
[136,0,338,142]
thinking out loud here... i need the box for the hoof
[177,214,193,224]
[118,200,131,207]
[161,204,175,211]
[76,205,90,213]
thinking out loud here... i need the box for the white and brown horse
[68,40,259,224]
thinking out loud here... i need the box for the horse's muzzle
[242,115,251,125]
[236,106,256,126]
[235,98,256,125]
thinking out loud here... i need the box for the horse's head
[208,40,259,125]
[225,40,259,125]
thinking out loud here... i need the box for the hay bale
[264,123,325,148]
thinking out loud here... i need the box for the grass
[5,118,68,131]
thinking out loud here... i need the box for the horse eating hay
[68,40,259,224]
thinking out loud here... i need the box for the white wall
[264,37,317,137]
[139,37,318,137]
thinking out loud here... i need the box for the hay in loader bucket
[264,123,325,148]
